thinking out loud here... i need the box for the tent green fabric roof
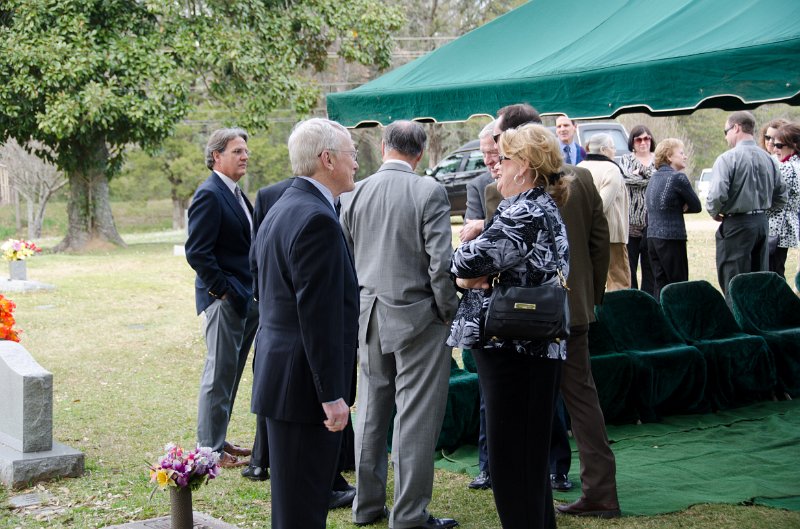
[326,0,800,127]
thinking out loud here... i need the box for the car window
[435,154,463,176]
[699,169,712,182]
[464,151,486,172]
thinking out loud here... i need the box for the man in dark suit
[556,114,586,165]
[461,120,499,492]
[252,118,359,529]
[185,128,259,468]
[238,178,293,483]
[244,177,357,510]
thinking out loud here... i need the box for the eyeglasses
[320,149,359,162]
[498,155,511,164]
[723,124,736,135]
[773,142,787,150]
[633,136,651,143]
[764,135,775,143]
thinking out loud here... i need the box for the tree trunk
[14,188,21,232]
[33,195,47,238]
[171,196,189,230]
[54,145,126,252]
[26,196,34,240]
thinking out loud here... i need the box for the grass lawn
[0,215,798,528]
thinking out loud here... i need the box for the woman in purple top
[645,138,701,300]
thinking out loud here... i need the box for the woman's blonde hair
[654,138,684,168]
[498,124,573,206]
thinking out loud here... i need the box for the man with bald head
[342,120,458,529]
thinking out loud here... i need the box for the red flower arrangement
[0,294,20,342]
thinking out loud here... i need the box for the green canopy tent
[326,0,800,127]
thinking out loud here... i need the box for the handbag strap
[533,198,569,289]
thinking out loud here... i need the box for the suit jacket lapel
[292,178,357,274]
[211,172,251,235]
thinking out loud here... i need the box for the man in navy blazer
[252,118,359,528]
[185,128,259,468]
[556,114,586,166]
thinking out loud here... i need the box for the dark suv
[424,140,486,217]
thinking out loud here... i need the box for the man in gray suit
[341,121,459,529]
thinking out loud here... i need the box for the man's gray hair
[205,128,248,170]
[288,118,350,176]
[383,120,427,157]
[586,133,615,154]
[479,120,497,139]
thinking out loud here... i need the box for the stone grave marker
[0,340,84,489]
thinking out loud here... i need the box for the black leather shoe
[241,464,269,481]
[329,488,356,510]
[550,473,573,491]
[354,505,390,526]
[406,515,459,529]
[468,470,491,490]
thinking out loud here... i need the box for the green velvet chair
[729,272,800,398]
[587,318,636,423]
[595,289,708,422]
[660,280,777,410]
[438,357,480,450]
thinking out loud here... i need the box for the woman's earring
[513,173,525,186]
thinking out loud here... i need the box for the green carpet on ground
[435,400,800,515]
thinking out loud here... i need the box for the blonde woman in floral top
[448,124,571,529]
[620,125,657,295]
[768,123,800,279]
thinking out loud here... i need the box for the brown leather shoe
[219,452,248,468]
[556,498,621,518]
[224,441,252,457]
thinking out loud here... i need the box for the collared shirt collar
[214,171,238,195]
[298,176,336,212]
[384,159,413,171]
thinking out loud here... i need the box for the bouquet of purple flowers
[149,443,220,492]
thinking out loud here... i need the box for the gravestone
[0,340,83,489]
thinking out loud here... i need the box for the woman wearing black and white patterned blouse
[620,125,657,295]
[768,123,800,279]
[448,124,571,529]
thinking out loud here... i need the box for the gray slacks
[197,298,258,452]
[353,310,450,529]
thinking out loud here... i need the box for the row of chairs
[590,272,800,424]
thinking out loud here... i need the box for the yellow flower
[156,469,172,488]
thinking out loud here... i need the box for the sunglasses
[723,124,736,135]
[773,142,787,150]
[764,135,774,142]
[633,136,651,143]
[498,155,511,164]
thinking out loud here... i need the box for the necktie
[234,186,253,233]
[563,145,572,165]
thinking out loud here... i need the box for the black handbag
[483,205,570,343]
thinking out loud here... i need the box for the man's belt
[725,209,766,217]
